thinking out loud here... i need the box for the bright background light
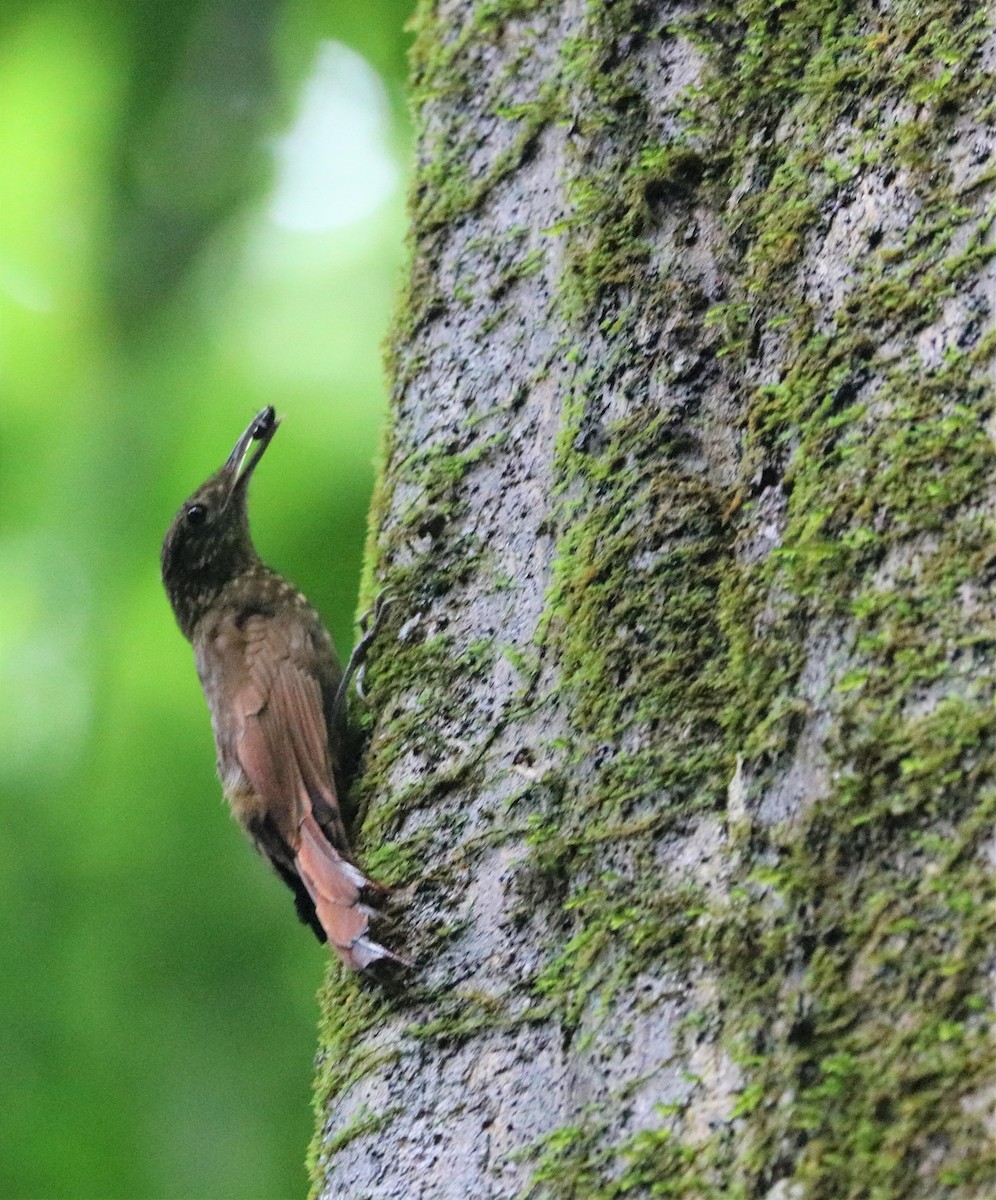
[0,3,413,1197]
[271,40,399,232]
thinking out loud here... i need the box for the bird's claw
[359,590,394,637]
[334,590,394,718]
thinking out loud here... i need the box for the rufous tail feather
[294,811,403,971]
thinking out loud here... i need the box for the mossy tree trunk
[311,3,996,1197]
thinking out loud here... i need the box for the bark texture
[311,3,996,1197]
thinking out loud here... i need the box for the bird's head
[161,406,279,638]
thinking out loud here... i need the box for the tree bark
[311,3,996,1197]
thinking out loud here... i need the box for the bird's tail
[294,811,405,971]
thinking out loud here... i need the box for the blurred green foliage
[0,1,412,1196]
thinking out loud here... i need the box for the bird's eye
[186,504,207,526]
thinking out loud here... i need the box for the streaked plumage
[161,408,398,970]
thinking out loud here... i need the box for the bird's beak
[224,406,280,497]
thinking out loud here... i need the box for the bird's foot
[333,590,394,717]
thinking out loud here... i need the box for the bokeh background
[1,2,413,1196]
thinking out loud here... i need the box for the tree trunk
[311,3,996,1197]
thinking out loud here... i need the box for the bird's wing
[222,612,392,969]
[235,613,345,842]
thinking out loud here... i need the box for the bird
[161,406,400,971]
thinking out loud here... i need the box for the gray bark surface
[311,4,996,1198]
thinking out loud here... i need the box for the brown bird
[161,406,399,970]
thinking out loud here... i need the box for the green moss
[323,1105,403,1156]
[532,877,709,1033]
[406,988,535,1043]
[388,0,562,371]
[307,981,398,1191]
[521,1111,735,1200]
[513,0,996,1196]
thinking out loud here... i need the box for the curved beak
[224,406,280,498]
